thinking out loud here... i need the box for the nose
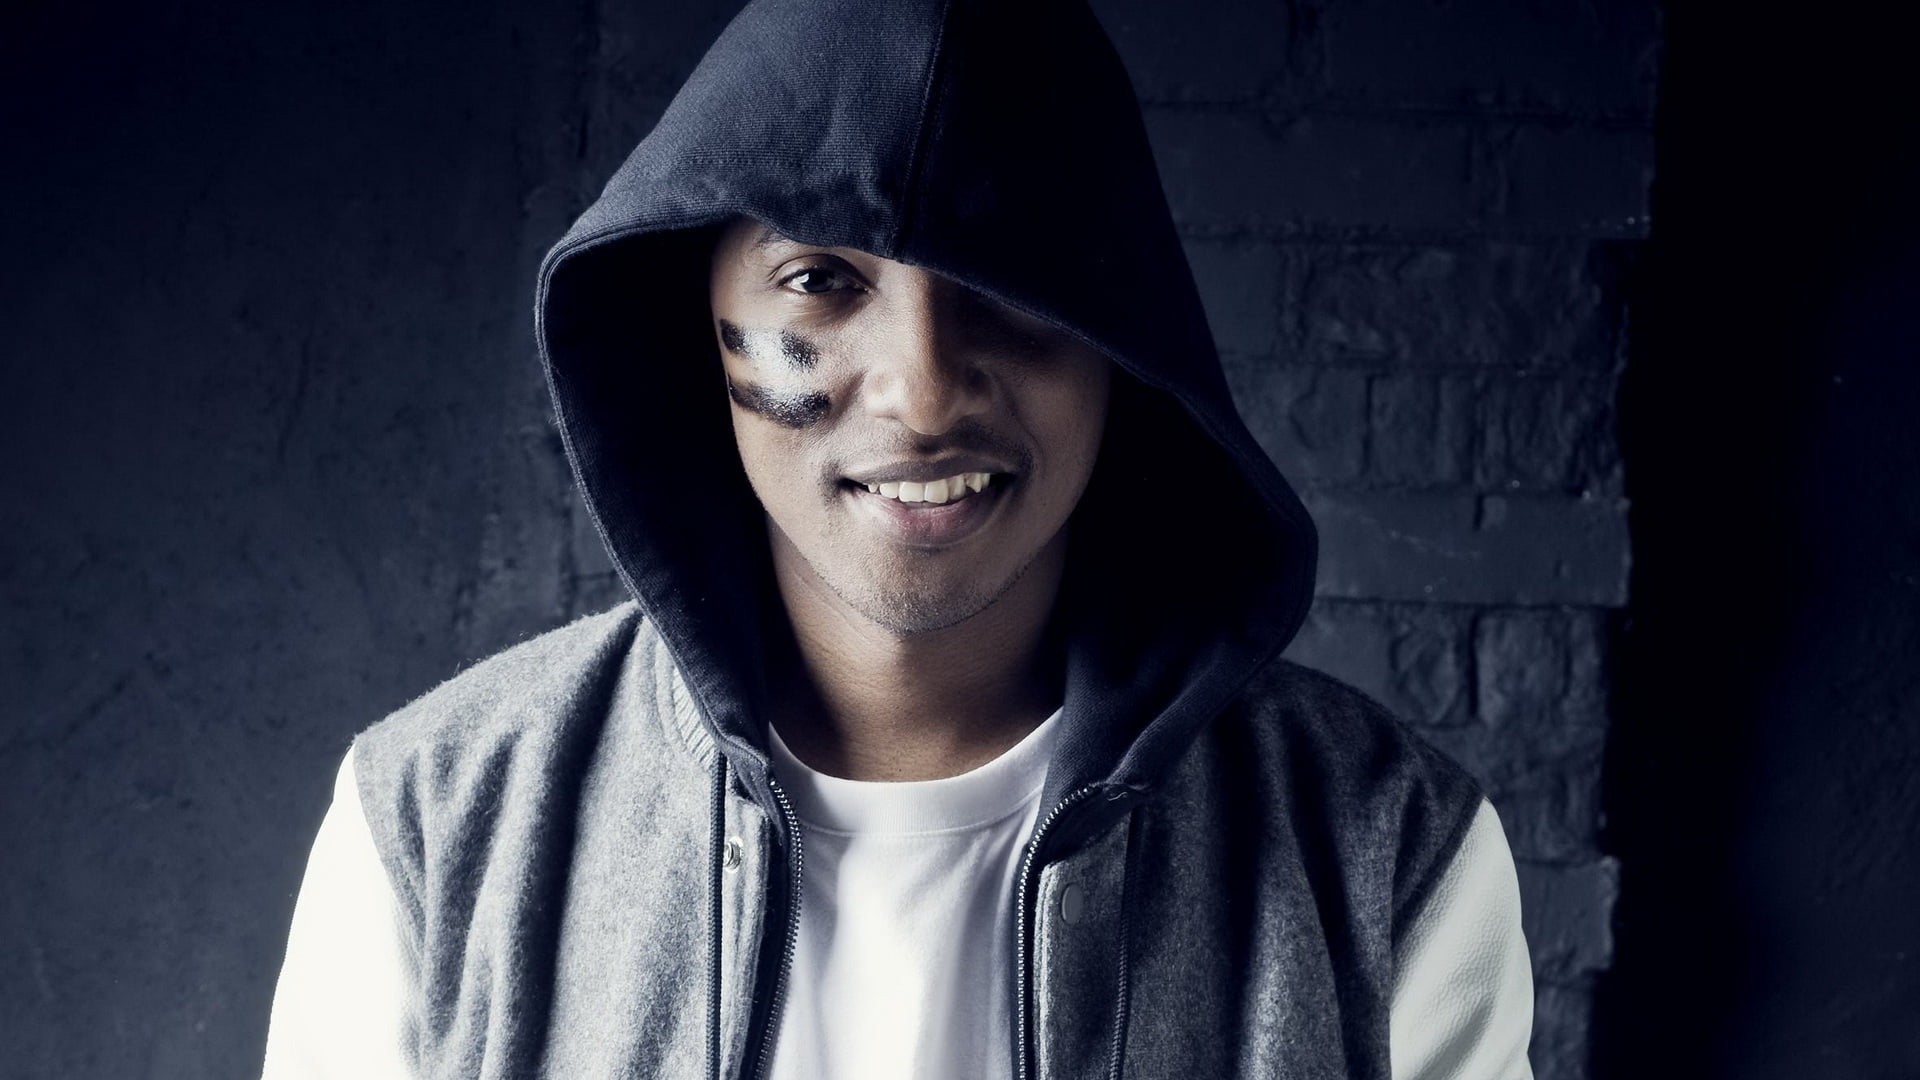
[859,274,993,436]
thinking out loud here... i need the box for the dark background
[2,0,1914,1077]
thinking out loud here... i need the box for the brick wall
[1090,2,1656,1075]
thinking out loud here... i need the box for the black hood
[535,0,1317,819]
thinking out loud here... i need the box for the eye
[777,263,863,296]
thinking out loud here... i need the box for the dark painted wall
[1,1,1906,1078]
[1,1,596,1074]
[1602,1,1920,1076]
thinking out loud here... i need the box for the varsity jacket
[265,607,1531,1078]
[263,0,1534,1075]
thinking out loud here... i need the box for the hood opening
[540,222,783,777]
[534,0,1319,819]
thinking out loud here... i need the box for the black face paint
[728,378,831,429]
[718,318,820,370]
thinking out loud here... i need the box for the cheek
[1025,360,1112,480]
[727,390,836,531]
[730,411,801,495]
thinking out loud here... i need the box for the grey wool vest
[352,604,1483,1079]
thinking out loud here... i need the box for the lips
[841,473,1010,547]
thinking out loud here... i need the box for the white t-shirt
[764,709,1064,1080]
[262,736,1534,1080]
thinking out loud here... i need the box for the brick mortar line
[1174,224,1653,245]
[1226,359,1629,377]
[1193,234,1642,250]
[1294,482,1625,496]
[1140,96,1656,131]
[1515,856,1620,871]
[1306,596,1619,614]
[1307,597,1632,614]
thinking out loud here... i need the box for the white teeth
[862,472,996,505]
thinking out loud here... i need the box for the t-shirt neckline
[766,706,1064,836]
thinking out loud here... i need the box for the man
[263,0,1534,1076]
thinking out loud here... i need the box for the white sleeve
[1389,798,1535,1080]
[260,743,415,1080]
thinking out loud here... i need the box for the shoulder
[347,602,682,898]
[1210,656,1489,929]
[1232,657,1481,801]
[354,601,654,772]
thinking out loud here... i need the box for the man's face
[707,217,1111,636]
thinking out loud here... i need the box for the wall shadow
[1602,1,1920,1075]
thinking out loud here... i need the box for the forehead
[731,219,784,251]
[711,218,881,268]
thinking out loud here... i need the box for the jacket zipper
[1103,813,1137,1080]
[751,776,804,1080]
[750,776,1125,1080]
[1012,784,1104,1080]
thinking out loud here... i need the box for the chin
[841,582,1003,636]
[783,526,1057,638]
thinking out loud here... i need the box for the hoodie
[262,0,1534,1077]
[536,0,1318,819]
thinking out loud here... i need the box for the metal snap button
[1060,882,1086,925]
[723,837,743,871]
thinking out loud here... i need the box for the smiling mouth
[846,471,996,505]
[837,472,1012,546]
